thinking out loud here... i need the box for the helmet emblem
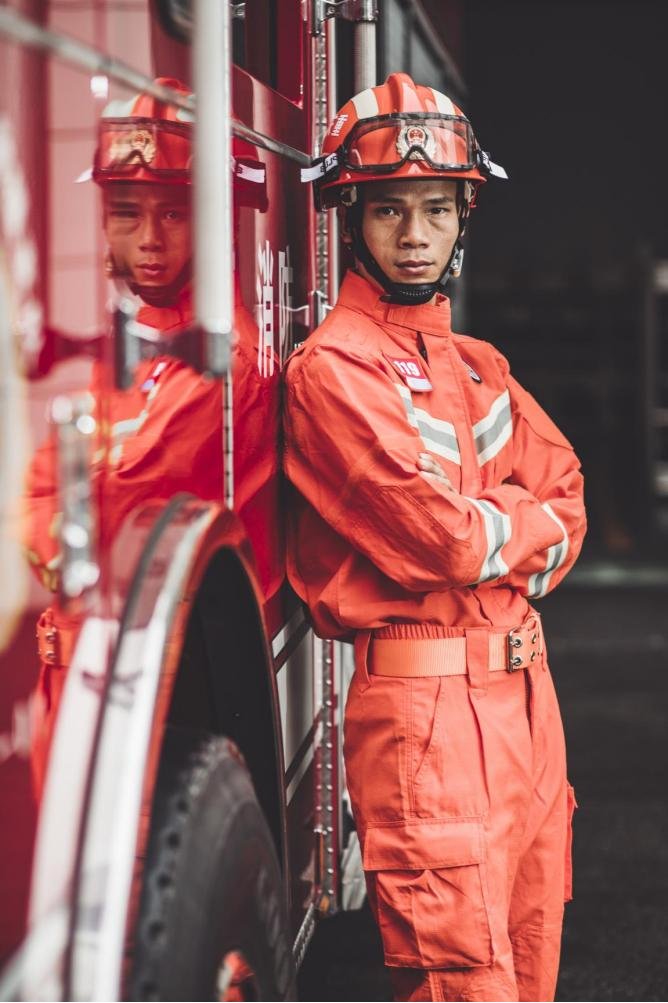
[109,128,157,166]
[396,124,436,162]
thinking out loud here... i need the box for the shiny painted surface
[0,0,331,988]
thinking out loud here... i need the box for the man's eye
[376,206,397,217]
[430,206,451,215]
[164,209,185,222]
[112,210,138,219]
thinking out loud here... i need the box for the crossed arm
[284,347,586,598]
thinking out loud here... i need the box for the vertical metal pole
[314,25,329,328]
[325,17,339,300]
[312,17,335,911]
[353,1,377,92]
[194,0,234,507]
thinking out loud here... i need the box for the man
[284,73,586,1002]
[25,80,278,794]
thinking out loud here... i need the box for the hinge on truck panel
[51,394,100,601]
[113,298,231,390]
[311,289,333,329]
[312,0,377,36]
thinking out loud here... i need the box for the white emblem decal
[110,128,156,165]
[256,239,275,378]
[256,241,295,376]
[278,246,293,369]
[388,355,433,392]
[396,124,436,162]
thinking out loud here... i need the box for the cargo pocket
[564,783,577,902]
[363,818,493,969]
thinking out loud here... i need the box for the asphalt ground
[298,583,668,1002]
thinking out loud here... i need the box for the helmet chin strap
[349,208,464,306]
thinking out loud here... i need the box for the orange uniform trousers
[344,623,575,1003]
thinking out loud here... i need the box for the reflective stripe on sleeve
[466,497,511,583]
[112,413,149,439]
[396,384,460,465]
[528,502,569,598]
[473,389,512,466]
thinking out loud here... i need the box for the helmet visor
[95,118,192,178]
[343,114,476,174]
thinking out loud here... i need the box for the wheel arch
[67,494,287,1001]
[166,542,287,867]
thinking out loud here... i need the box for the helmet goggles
[94,117,192,179]
[341,112,477,174]
[302,109,507,210]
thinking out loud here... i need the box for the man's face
[351,178,460,292]
[103,182,192,292]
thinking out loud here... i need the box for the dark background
[463,1,668,273]
[462,0,668,558]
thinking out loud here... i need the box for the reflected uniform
[24,286,280,794]
[284,270,586,1002]
[23,77,280,798]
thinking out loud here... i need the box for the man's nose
[398,211,428,246]
[138,212,164,249]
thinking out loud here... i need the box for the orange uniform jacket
[284,270,586,636]
[25,283,281,600]
[24,286,217,590]
[25,283,281,793]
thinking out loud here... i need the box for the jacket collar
[136,281,193,335]
[337,270,452,338]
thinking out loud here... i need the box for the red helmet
[304,72,507,211]
[91,78,267,209]
[93,78,194,185]
[303,74,507,303]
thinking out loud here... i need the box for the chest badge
[465,363,482,383]
[387,355,432,392]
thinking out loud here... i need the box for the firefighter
[25,80,278,795]
[285,73,586,1002]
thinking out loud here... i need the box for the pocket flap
[363,817,485,871]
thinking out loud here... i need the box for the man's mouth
[395,260,433,276]
[137,262,167,278]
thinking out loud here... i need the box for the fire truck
[0,0,464,999]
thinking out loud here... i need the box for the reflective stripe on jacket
[283,270,586,638]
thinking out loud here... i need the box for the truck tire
[129,728,295,1001]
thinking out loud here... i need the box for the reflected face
[352,178,460,290]
[103,182,192,291]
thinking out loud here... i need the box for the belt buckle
[507,617,541,673]
[37,612,60,665]
[507,628,524,672]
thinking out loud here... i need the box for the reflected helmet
[92,78,267,208]
[93,78,194,185]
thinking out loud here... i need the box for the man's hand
[417,452,455,492]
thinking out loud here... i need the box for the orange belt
[369,614,543,678]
